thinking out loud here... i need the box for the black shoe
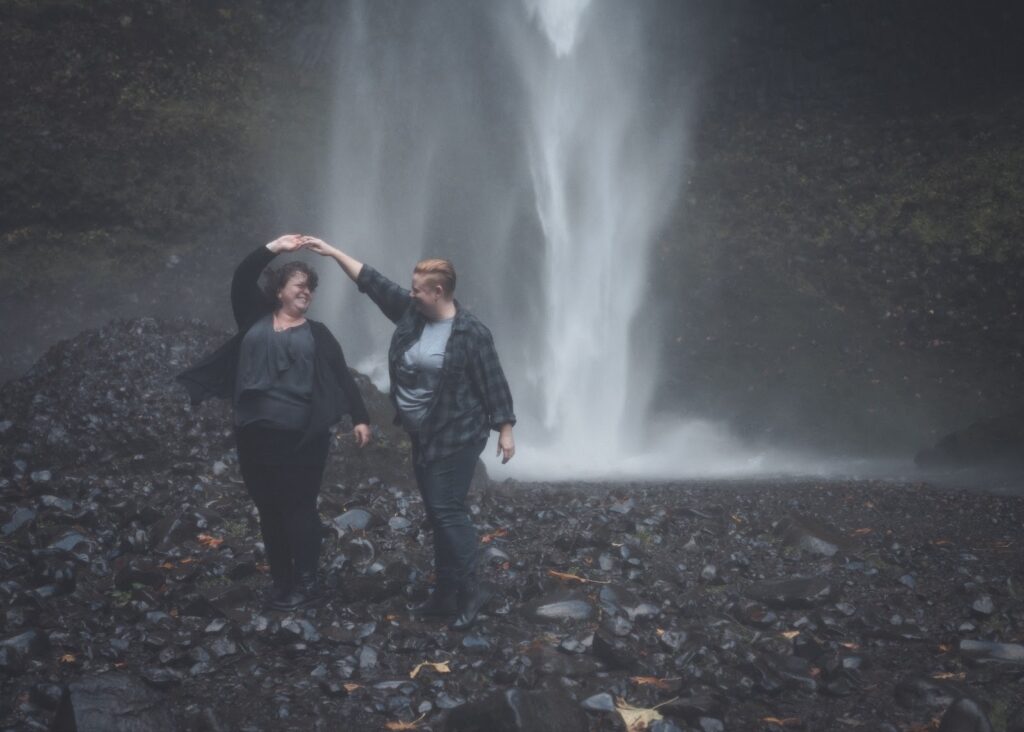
[268,572,321,611]
[449,582,493,631]
[262,577,293,610]
[411,588,457,618]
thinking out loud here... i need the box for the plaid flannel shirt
[356,265,516,464]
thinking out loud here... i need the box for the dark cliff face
[1,0,1022,455]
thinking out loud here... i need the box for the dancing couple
[178,234,516,631]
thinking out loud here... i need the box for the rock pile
[1,319,1023,730]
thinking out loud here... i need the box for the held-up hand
[299,236,336,257]
[496,424,515,464]
[266,234,305,253]
[353,423,372,448]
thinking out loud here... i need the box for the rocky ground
[1,319,1023,731]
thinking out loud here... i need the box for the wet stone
[591,629,638,670]
[387,516,411,531]
[0,629,50,674]
[462,634,494,652]
[780,514,849,557]
[581,692,616,712]
[959,639,1024,664]
[139,666,183,689]
[598,584,660,620]
[971,595,994,616]
[602,614,633,637]
[30,683,65,711]
[659,693,727,723]
[524,591,595,624]
[53,673,176,732]
[938,698,994,732]
[745,576,835,609]
[659,629,688,653]
[358,645,378,672]
[332,508,383,533]
[209,637,238,658]
[447,689,589,732]
[40,495,75,513]
[894,677,961,711]
[526,645,602,677]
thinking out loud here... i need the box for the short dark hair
[261,261,319,304]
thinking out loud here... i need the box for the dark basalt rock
[937,698,994,732]
[894,677,963,710]
[591,629,638,670]
[744,576,835,609]
[959,640,1024,664]
[446,689,588,732]
[916,408,1024,472]
[778,513,852,557]
[0,630,49,674]
[52,673,177,731]
[0,318,1022,730]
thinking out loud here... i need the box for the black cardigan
[176,245,370,445]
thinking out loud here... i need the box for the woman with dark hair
[178,234,372,611]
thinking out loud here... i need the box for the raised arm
[230,234,304,330]
[302,236,364,281]
[303,237,412,324]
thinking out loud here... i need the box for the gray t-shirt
[395,317,454,433]
[234,315,315,431]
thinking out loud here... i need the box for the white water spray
[315,1,863,480]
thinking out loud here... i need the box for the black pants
[238,454,326,589]
[412,438,487,592]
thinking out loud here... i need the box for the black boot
[412,585,457,618]
[268,571,321,612]
[449,580,493,631]
[263,577,293,610]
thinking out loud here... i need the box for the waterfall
[512,0,685,471]
[315,1,832,479]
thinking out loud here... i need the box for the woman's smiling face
[277,272,313,315]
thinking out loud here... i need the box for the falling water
[316,1,862,479]
[514,0,685,470]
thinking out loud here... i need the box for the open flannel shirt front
[356,265,516,464]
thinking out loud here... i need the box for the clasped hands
[266,234,336,256]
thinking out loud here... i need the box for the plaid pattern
[357,265,516,464]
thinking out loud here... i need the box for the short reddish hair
[414,258,456,296]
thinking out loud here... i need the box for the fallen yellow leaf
[197,534,224,548]
[547,569,611,585]
[343,683,362,693]
[615,698,662,731]
[480,528,509,544]
[59,654,76,664]
[384,714,427,731]
[760,717,801,727]
[409,661,450,679]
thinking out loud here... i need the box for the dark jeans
[413,438,487,592]
[238,458,325,589]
